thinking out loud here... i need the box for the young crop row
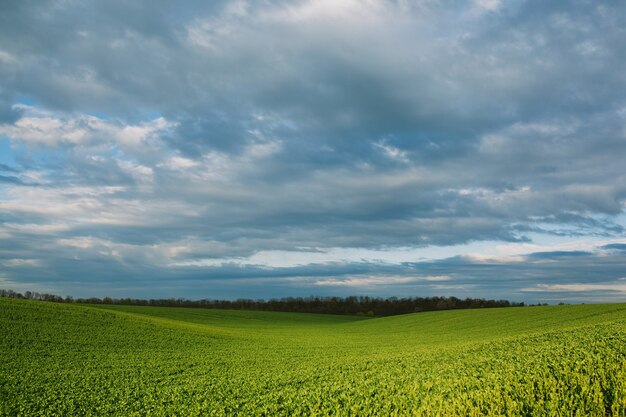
[1,299,625,416]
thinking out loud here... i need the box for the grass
[1,298,625,416]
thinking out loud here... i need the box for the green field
[1,299,625,416]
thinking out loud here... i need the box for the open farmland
[1,299,625,416]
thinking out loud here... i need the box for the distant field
[1,299,625,416]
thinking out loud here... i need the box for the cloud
[314,275,450,288]
[521,283,626,294]
[0,174,22,185]
[0,97,22,124]
[526,251,593,260]
[3,259,41,267]
[474,0,501,12]
[0,0,625,300]
[601,243,626,252]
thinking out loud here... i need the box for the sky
[1,0,625,303]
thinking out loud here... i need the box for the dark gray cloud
[602,243,626,252]
[526,250,592,259]
[0,0,625,300]
[0,163,18,173]
[0,175,21,184]
[0,93,23,124]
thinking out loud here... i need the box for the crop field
[1,299,625,416]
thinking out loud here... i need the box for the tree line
[0,288,530,316]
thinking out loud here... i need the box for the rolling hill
[1,298,625,415]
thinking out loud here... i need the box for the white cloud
[0,49,18,64]
[55,236,153,261]
[3,259,41,267]
[167,237,626,270]
[266,0,385,24]
[2,223,72,234]
[117,160,154,187]
[521,282,626,293]
[474,0,501,12]
[115,117,171,149]
[0,106,173,152]
[374,141,409,163]
[56,236,107,250]
[0,114,90,145]
[0,186,124,219]
[314,276,416,287]
[160,156,199,171]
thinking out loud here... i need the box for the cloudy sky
[1,0,625,303]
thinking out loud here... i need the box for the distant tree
[0,288,524,316]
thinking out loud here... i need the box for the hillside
[1,299,625,415]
